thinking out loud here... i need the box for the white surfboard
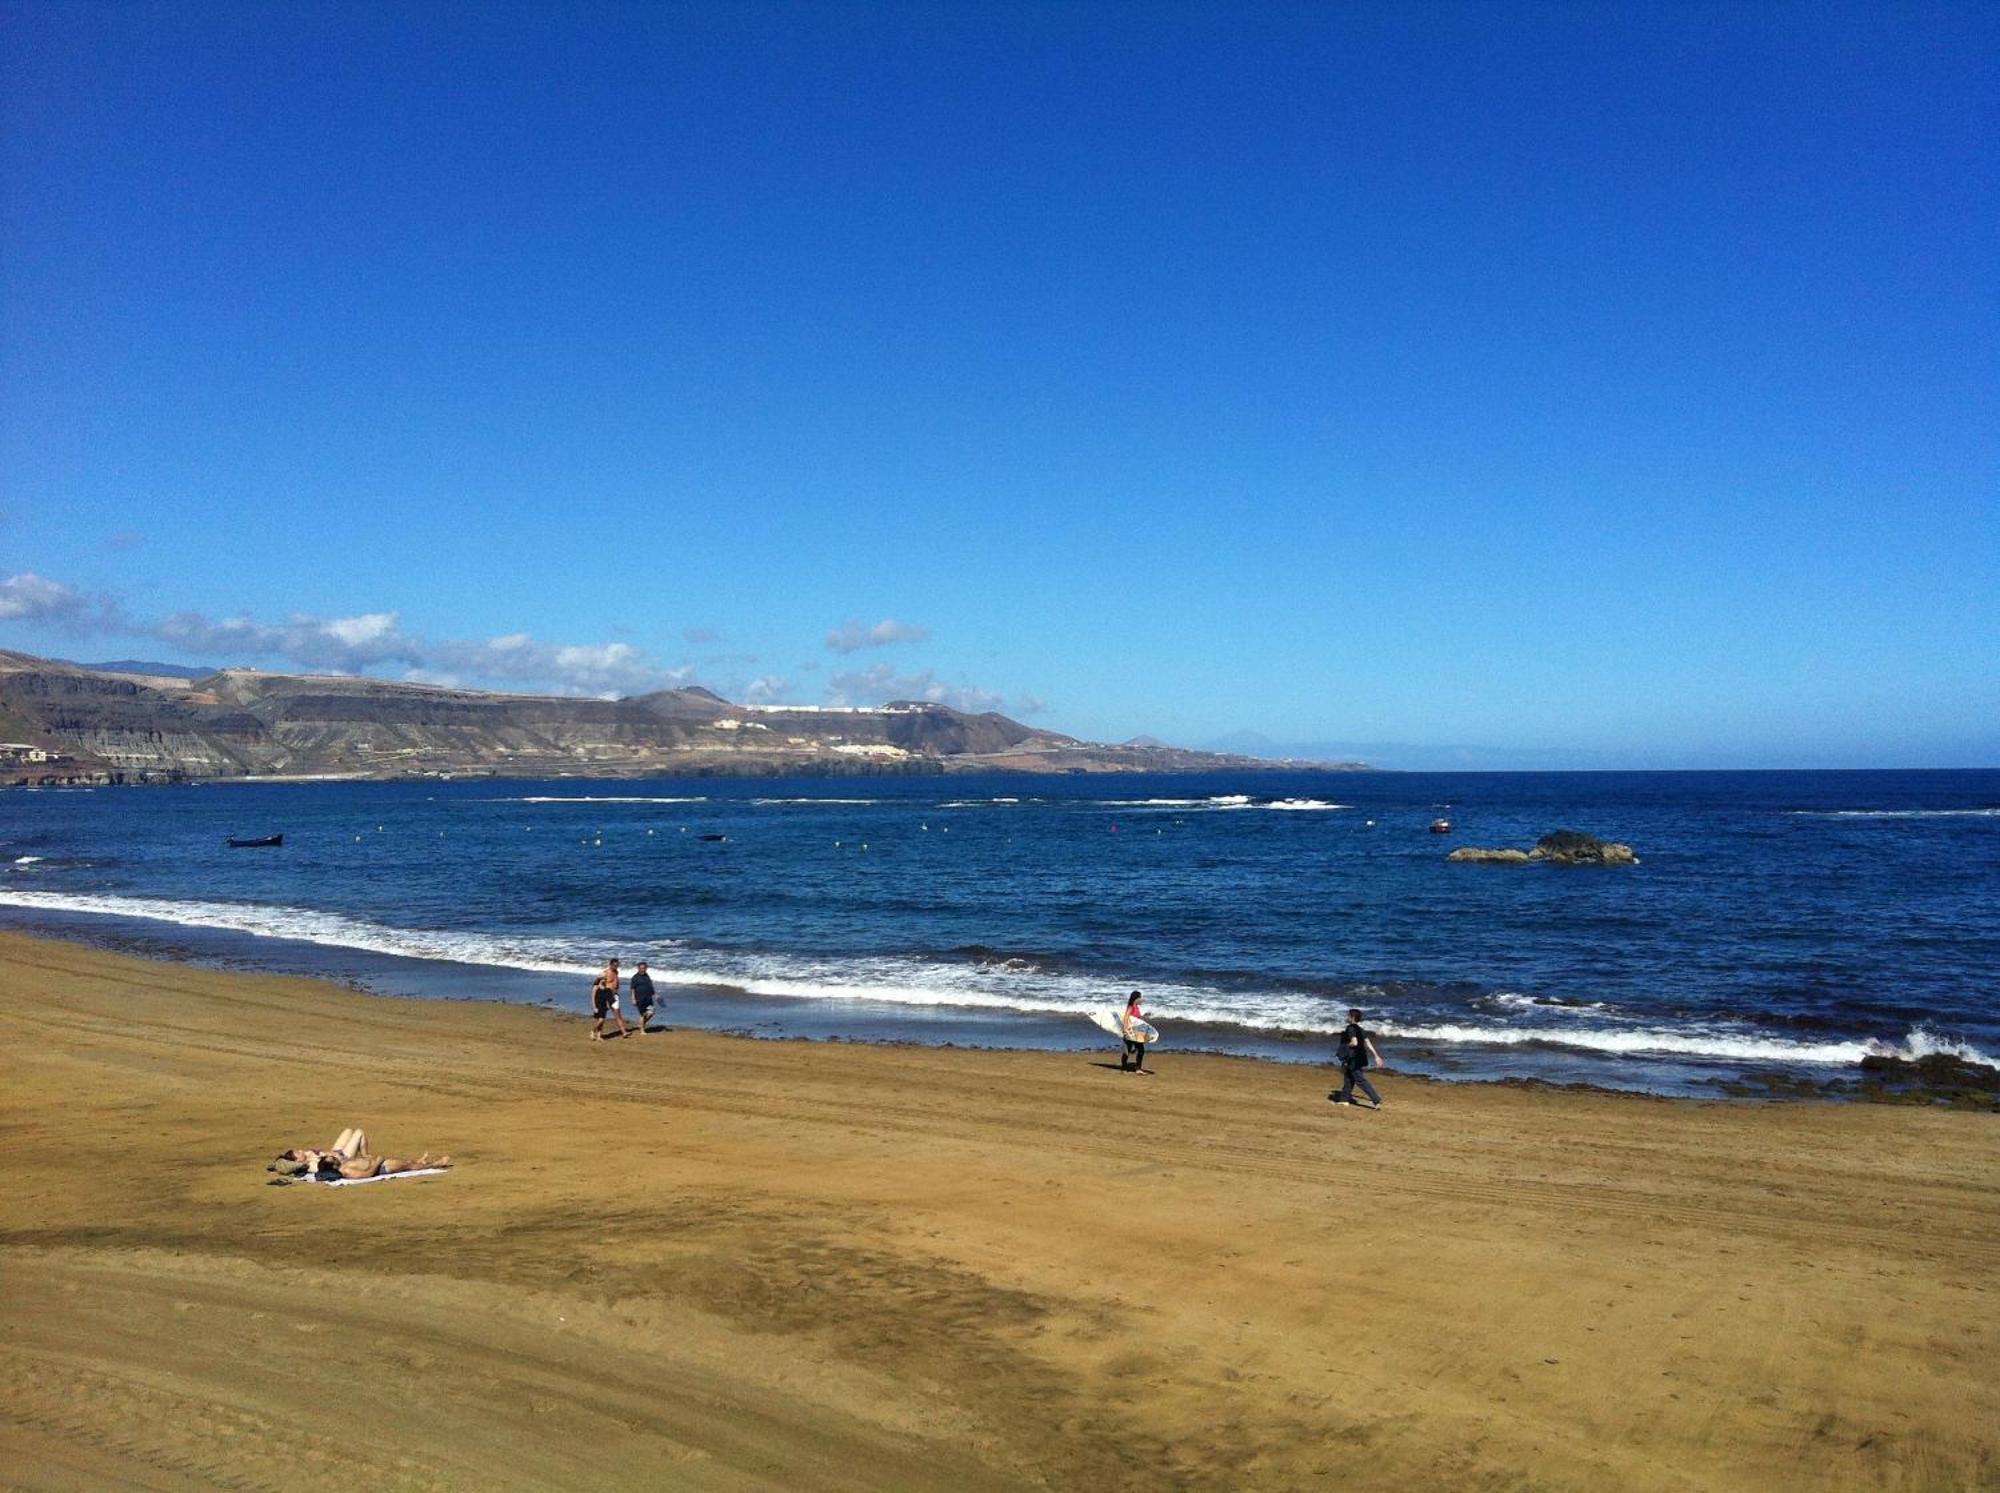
[1089,1008,1158,1043]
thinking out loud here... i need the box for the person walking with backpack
[1331,1007,1384,1108]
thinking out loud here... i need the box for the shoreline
[3,904,1970,1104]
[3,929,1996,1489]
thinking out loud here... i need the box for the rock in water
[1528,830,1639,866]
[1446,831,1640,866]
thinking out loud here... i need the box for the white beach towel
[305,1167,450,1187]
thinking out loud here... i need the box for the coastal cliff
[0,651,1366,782]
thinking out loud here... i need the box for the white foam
[1789,808,2000,819]
[11,856,43,865]
[0,888,1311,1028]
[750,798,879,806]
[1098,795,1255,808]
[1096,794,1345,812]
[1872,1025,2000,1068]
[1487,991,1613,1015]
[499,795,709,804]
[0,889,594,974]
[1380,1020,1998,1070]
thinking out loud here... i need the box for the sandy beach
[0,931,1993,1491]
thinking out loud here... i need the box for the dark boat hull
[226,834,284,848]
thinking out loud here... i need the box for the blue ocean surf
[3,769,1996,1095]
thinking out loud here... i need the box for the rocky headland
[0,651,1370,784]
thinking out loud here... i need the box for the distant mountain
[75,659,219,680]
[0,650,1372,784]
[1203,733,1617,772]
[1198,731,1372,769]
[1205,730,1281,755]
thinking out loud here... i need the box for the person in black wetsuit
[630,961,657,1034]
[1331,1007,1384,1108]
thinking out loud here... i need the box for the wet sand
[1,931,1994,1490]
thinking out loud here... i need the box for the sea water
[3,769,1996,1095]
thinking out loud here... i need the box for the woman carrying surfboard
[1120,990,1152,1074]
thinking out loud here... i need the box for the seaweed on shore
[1716,1055,1999,1110]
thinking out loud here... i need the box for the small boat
[697,833,728,843]
[226,834,284,849]
[1428,819,1452,835]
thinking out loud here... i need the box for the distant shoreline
[7,759,1380,788]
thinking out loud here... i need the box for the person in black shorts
[630,961,657,1034]
[590,958,627,1041]
[1331,1007,1384,1108]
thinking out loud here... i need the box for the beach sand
[1,932,1993,1491]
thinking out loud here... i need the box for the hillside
[0,652,1367,783]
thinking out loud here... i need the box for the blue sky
[2,1,1994,767]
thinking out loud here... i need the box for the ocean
[3,769,1996,1095]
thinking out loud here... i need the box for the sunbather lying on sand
[269,1128,451,1179]
[336,1152,451,1180]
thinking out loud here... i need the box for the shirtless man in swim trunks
[591,958,627,1040]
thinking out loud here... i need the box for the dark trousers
[1337,1062,1381,1105]
[1122,1039,1147,1070]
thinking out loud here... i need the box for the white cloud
[0,572,697,697]
[425,635,692,696]
[0,573,92,625]
[825,617,930,654]
[0,574,1019,708]
[323,612,400,648]
[153,610,421,672]
[147,608,693,695]
[1016,693,1050,716]
[827,663,1006,714]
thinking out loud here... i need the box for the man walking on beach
[591,958,627,1041]
[630,961,657,1034]
[1332,1007,1383,1108]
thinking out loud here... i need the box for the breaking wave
[499,795,710,804]
[750,798,881,806]
[1,888,1990,1073]
[1789,808,2000,819]
[1483,991,1615,1016]
[1384,1020,1997,1070]
[1095,795,1347,812]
